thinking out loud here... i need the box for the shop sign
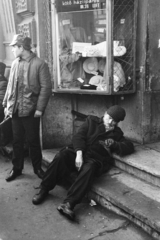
[56,0,106,12]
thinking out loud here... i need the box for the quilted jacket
[0,76,7,110]
[3,53,52,117]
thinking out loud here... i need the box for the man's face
[103,112,117,129]
[11,45,23,58]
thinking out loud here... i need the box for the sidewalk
[42,142,160,240]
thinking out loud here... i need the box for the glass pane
[112,0,136,93]
[57,4,109,92]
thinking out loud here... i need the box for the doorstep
[113,143,160,187]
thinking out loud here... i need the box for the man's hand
[4,108,8,118]
[99,138,115,148]
[2,102,6,108]
[34,110,42,118]
[104,138,115,147]
[75,150,83,171]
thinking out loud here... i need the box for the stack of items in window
[59,40,127,92]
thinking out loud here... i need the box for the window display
[53,0,137,94]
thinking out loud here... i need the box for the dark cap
[0,62,6,76]
[107,105,126,122]
[9,34,32,50]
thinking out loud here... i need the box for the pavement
[3,142,160,239]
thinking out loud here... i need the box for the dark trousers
[11,111,42,172]
[41,148,98,208]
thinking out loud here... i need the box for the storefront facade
[0,0,160,148]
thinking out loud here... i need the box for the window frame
[51,0,137,95]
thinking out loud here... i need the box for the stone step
[113,144,160,187]
[89,167,160,240]
[42,148,160,239]
[42,148,60,166]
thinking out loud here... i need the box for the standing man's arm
[34,61,52,117]
[2,61,15,117]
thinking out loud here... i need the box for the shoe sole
[57,206,75,221]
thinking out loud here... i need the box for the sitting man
[32,105,134,221]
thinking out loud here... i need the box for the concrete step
[89,167,160,240]
[42,148,60,166]
[113,143,160,187]
[42,148,160,239]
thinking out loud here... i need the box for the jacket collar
[18,52,36,62]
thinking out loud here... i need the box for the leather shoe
[32,188,48,205]
[6,169,22,182]
[34,168,45,179]
[57,202,75,221]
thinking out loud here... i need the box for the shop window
[52,0,138,95]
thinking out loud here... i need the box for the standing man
[32,105,134,221]
[3,34,52,182]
